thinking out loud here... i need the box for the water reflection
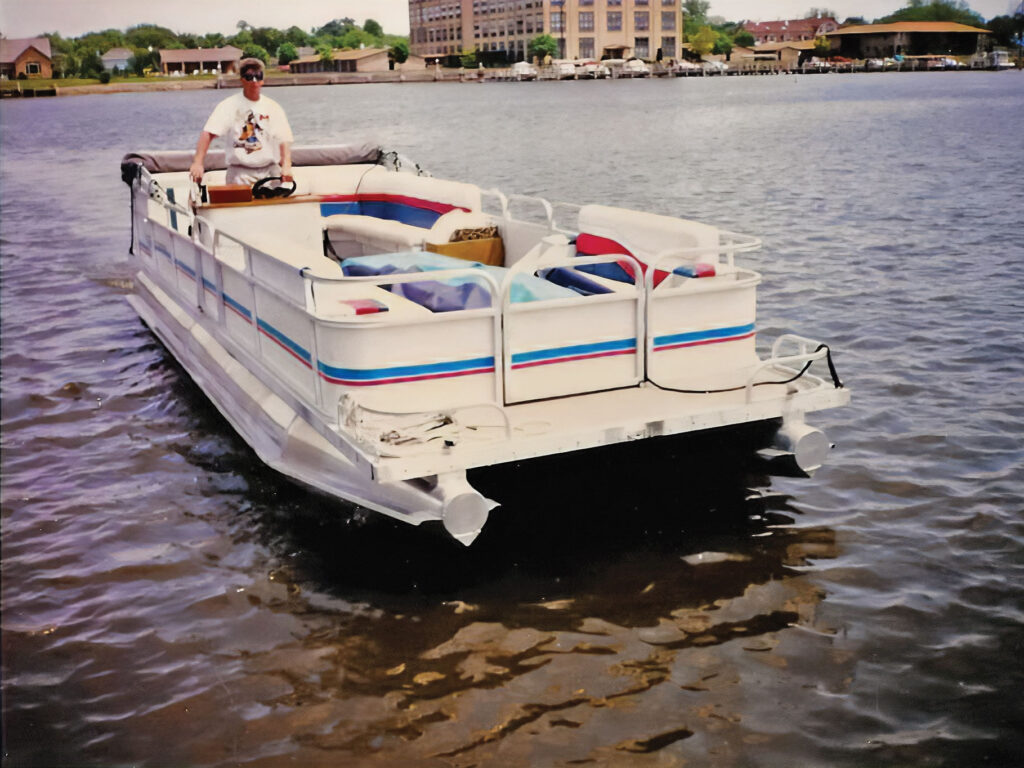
[166,352,844,764]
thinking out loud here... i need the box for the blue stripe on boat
[222,293,252,321]
[653,323,755,349]
[511,338,636,366]
[318,356,495,384]
[257,319,311,365]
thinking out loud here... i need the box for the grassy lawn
[1,74,220,91]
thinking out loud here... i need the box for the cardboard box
[425,237,504,266]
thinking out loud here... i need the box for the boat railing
[503,250,648,389]
[181,212,508,413]
[302,265,507,409]
[743,334,834,403]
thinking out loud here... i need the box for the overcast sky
[1,0,1018,39]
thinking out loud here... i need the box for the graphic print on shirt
[235,111,264,154]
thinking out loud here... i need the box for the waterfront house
[0,37,53,79]
[742,17,838,45]
[101,47,134,72]
[158,46,242,75]
[826,22,991,59]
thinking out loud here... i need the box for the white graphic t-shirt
[203,93,293,169]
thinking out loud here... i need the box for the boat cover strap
[120,142,383,183]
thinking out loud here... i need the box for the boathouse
[158,46,242,75]
[289,47,426,74]
[0,38,53,79]
[826,22,991,58]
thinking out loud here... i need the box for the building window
[607,11,622,30]
[551,11,564,31]
[635,11,649,31]
[661,11,676,30]
[661,36,675,57]
[26,62,41,74]
[579,11,594,31]
[635,37,650,58]
[636,0,648,4]
[607,0,621,5]
[580,0,594,5]
[663,0,675,5]
[579,37,594,58]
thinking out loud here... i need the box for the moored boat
[121,144,849,545]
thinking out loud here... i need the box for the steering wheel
[252,176,297,200]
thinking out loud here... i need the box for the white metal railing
[744,334,832,403]
[503,249,647,391]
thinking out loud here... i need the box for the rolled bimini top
[120,142,383,183]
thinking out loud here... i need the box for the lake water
[2,72,1023,767]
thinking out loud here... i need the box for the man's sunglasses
[241,71,264,81]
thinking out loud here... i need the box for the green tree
[690,25,718,57]
[199,33,227,47]
[878,1,984,27]
[734,29,755,47]
[805,7,838,18]
[460,48,478,68]
[390,39,410,64]
[814,35,832,56]
[317,43,334,63]
[986,13,1024,47]
[683,0,711,38]
[315,18,356,38]
[231,29,254,47]
[251,27,284,54]
[340,28,376,49]
[128,46,160,75]
[78,49,104,77]
[683,0,710,21]
[528,33,559,61]
[364,19,384,38]
[125,24,179,50]
[283,26,312,46]
[277,42,299,65]
[241,44,269,63]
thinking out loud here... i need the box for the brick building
[742,16,838,45]
[409,0,683,63]
[0,38,53,79]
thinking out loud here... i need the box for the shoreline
[2,69,455,98]
[3,64,1018,98]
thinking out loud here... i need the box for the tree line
[40,18,409,79]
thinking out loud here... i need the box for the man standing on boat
[189,58,293,186]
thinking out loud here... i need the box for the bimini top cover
[120,142,383,184]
